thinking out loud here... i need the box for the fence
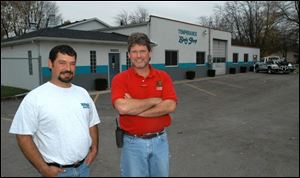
[1,56,42,90]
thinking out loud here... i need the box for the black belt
[124,130,165,139]
[47,158,85,168]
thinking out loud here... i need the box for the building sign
[178,29,197,45]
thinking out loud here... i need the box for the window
[233,53,238,63]
[28,51,33,75]
[213,57,226,63]
[244,53,248,62]
[90,51,96,73]
[126,52,131,69]
[165,50,178,66]
[196,52,205,65]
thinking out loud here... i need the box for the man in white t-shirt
[9,45,101,177]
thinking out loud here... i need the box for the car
[287,61,296,72]
[254,56,290,74]
[276,57,296,73]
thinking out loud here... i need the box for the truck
[254,56,292,74]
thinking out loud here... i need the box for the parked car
[287,62,296,72]
[254,56,291,74]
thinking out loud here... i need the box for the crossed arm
[114,93,176,117]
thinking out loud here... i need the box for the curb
[1,92,28,101]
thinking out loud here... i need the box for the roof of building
[1,28,129,45]
[55,17,111,29]
[98,15,231,33]
[97,22,148,31]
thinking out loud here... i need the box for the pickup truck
[254,56,292,74]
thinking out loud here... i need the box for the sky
[55,1,225,26]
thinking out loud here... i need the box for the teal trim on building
[151,64,166,69]
[42,62,256,77]
[42,65,108,77]
[42,68,51,77]
[121,65,130,71]
[96,66,108,73]
[179,63,196,68]
[76,66,91,74]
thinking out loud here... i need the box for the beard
[58,71,73,83]
[131,58,149,69]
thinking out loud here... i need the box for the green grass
[1,85,29,98]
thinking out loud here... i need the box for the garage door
[212,40,227,75]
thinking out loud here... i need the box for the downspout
[208,21,212,70]
[34,40,42,86]
[148,16,151,39]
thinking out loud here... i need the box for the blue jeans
[120,132,169,177]
[56,162,90,177]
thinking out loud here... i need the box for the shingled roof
[1,28,129,44]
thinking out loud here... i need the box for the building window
[233,53,238,63]
[244,53,248,62]
[126,52,131,69]
[165,50,178,66]
[196,52,205,65]
[213,57,226,63]
[90,51,96,73]
[28,51,33,75]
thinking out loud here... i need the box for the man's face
[128,44,151,69]
[48,52,76,84]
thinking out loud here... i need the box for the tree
[198,1,299,57]
[276,1,299,57]
[115,7,149,26]
[1,1,62,39]
[114,10,129,26]
[129,7,149,24]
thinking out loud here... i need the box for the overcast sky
[56,1,225,26]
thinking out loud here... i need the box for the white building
[1,16,260,90]
[100,16,259,77]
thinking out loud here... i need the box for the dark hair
[128,33,151,52]
[49,45,77,62]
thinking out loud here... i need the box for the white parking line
[184,83,217,96]
[174,76,217,85]
[208,80,244,89]
[1,117,12,122]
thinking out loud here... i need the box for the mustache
[60,71,73,75]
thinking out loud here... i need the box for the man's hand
[114,94,162,115]
[124,93,132,99]
[138,99,177,117]
[84,146,97,165]
[85,125,99,165]
[39,165,64,177]
[16,135,64,177]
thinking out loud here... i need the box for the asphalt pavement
[1,72,299,177]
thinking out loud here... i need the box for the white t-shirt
[9,82,101,165]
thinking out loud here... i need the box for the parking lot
[1,72,299,177]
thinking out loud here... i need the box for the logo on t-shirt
[81,103,90,109]
[156,80,163,90]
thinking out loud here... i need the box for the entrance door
[108,53,120,87]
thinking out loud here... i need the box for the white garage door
[212,40,227,75]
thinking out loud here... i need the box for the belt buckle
[141,131,161,139]
[73,160,82,168]
[144,132,155,136]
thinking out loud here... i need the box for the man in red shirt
[111,32,177,177]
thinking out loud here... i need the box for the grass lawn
[1,85,29,98]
